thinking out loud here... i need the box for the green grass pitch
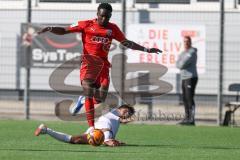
[1,120,240,160]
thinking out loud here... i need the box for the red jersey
[67,19,126,58]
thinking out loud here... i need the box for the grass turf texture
[0,120,240,160]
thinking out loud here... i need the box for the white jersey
[85,109,120,142]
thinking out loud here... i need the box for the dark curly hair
[98,3,113,12]
[119,104,135,117]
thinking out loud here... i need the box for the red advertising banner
[20,23,82,68]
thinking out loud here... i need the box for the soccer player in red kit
[38,3,162,129]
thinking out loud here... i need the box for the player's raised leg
[93,85,109,105]
[82,79,95,128]
[34,124,72,143]
[92,66,110,105]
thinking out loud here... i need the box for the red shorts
[80,55,110,88]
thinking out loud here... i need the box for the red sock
[85,97,94,127]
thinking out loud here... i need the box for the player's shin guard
[85,97,95,127]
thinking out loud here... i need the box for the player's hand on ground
[115,140,126,146]
[37,27,52,34]
[148,48,162,54]
[104,139,121,147]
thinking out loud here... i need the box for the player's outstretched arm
[120,39,162,54]
[37,26,71,35]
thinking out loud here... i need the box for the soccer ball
[87,129,105,146]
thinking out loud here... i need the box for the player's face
[97,8,112,27]
[119,108,130,119]
[184,37,191,50]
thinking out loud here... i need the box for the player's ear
[108,13,112,19]
[97,10,100,17]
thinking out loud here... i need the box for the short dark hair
[119,104,135,116]
[98,3,112,12]
[184,36,192,43]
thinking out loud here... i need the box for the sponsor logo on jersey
[91,36,110,44]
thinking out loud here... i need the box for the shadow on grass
[0,148,104,153]
[1,144,239,153]
[125,144,240,150]
[0,148,138,153]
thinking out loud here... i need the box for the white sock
[46,128,72,143]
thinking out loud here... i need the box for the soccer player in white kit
[35,104,135,147]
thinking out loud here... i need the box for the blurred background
[0,0,239,126]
